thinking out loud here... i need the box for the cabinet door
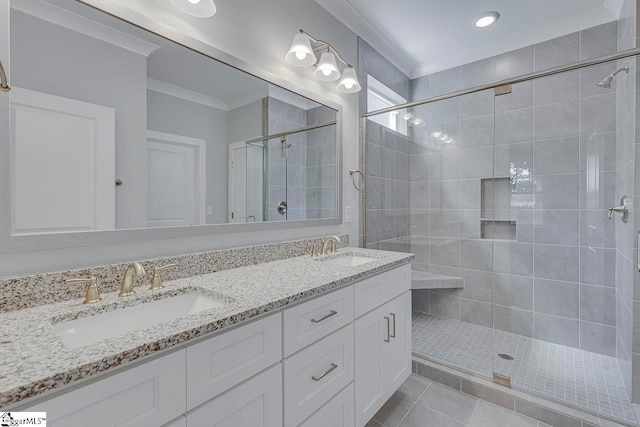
[24,350,186,427]
[186,363,282,427]
[354,304,387,427]
[386,292,412,395]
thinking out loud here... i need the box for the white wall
[0,0,359,276]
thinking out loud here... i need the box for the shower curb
[413,355,638,427]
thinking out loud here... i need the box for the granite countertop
[0,248,413,407]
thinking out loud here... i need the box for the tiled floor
[412,311,636,425]
[367,374,550,427]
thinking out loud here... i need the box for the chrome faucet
[119,262,146,297]
[320,236,342,255]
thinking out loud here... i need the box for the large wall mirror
[3,0,339,249]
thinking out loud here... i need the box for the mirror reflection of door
[145,131,206,228]
[228,141,247,223]
[11,87,115,235]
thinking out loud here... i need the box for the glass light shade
[313,52,341,81]
[336,66,361,93]
[285,33,316,67]
[170,0,216,17]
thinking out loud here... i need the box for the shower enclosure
[360,24,638,425]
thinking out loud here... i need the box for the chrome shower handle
[608,196,629,223]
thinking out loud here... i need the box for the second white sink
[54,292,227,348]
[317,253,377,267]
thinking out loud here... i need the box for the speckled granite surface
[0,247,412,408]
[0,235,348,312]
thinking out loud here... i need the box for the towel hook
[349,169,365,191]
[0,59,10,92]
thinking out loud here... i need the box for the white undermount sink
[317,253,377,267]
[53,292,227,348]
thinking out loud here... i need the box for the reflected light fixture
[170,0,217,17]
[286,29,361,93]
[474,11,500,28]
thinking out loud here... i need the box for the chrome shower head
[596,63,630,89]
[596,75,614,88]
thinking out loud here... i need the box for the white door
[10,87,115,234]
[354,304,387,427]
[386,292,412,394]
[146,131,205,228]
[228,141,247,223]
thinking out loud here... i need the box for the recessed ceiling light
[474,11,500,28]
[170,0,216,17]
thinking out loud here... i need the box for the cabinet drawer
[25,350,186,427]
[284,285,354,356]
[354,264,410,317]
[299,383,354,427]
[186,312,282,410]
[186,363,282,427]
[284,324,354,427]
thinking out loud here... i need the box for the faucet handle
[150,264,177,291]
[308,243,318,257]
[66,276,101,304]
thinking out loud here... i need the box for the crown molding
[12,0,160,57]
[147,79,229,110]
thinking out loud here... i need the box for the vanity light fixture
[474,11,500,28]
[170,0,216,18]
[286,29,361,93]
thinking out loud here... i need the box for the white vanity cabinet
[19,262,411,427]
[354,264,411,427]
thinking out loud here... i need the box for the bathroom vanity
[0,248,412,427]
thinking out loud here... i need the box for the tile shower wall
[267,97,307,221]
[395,22,621,358]
[365,120,411,252]
[306,106,338,220]
[616,0,636,401]
[358,38,411,247]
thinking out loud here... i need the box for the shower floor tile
[412,311,637,425]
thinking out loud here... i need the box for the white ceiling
[314,0,623,78]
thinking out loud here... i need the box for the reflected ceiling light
[170,0,216,17]
[285,29,361,93]
[409,118,424,127]
[474,11,500,28]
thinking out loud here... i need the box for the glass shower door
[490,62,635,424]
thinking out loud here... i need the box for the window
[367,75,407,136]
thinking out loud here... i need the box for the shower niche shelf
[481,177,516,241]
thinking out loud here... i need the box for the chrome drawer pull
[390,313,396,338]
[311,310,338,323]
[384,316,391,342]
[311,363,338,382]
